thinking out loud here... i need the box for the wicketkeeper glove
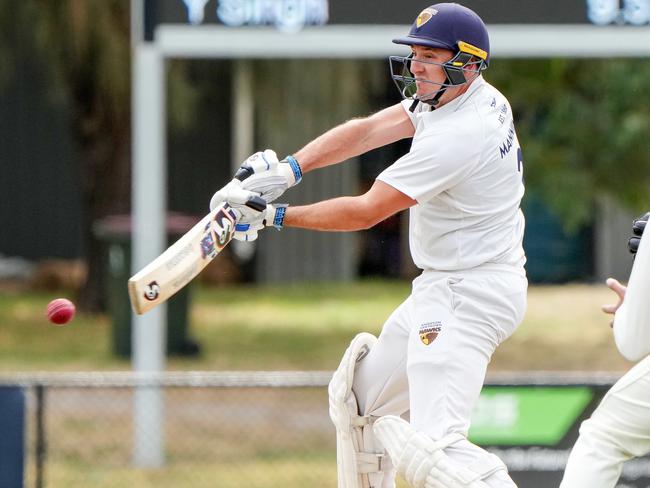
[628,211,649,255]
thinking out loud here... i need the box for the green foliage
[488,58,650,230]
[0,0,198,131]
[27,1,132,123]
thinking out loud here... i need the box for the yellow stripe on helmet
[458,40,488,60]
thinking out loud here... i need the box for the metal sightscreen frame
[153,24,650,59]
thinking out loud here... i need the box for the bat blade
[128,202,238,315]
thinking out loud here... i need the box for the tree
[37,1,132,312]
[488,58,650,230]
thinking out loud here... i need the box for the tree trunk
[75,113,131,313]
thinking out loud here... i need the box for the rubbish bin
[94,213,201,357]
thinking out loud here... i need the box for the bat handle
[245,195,267,212]
[234,166,253,181]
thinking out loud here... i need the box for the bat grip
[245,195,267,212]
[234,166,253,181]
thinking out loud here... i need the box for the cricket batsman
[212,3,527,486]
[560,212,650,487]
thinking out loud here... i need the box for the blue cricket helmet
[393,3,490,67]
[389,3,490,107]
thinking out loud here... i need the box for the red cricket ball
[46,298,76,325]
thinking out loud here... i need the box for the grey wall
[0,31,83,260]
[252,59,376,283]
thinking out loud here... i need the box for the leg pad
[374,416,507,488]
[329,333,386,487]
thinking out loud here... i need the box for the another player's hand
[628,211,649,254]
[235,150,302,203]
[229,202,288,242]
[602,277,627,327]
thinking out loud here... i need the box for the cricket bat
[128,196,264,315]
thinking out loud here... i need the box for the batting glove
[235,150,302,203]
[231,203,288,242]
[628,211,649,255]
[210,150,301,211]
[208,179,266,214]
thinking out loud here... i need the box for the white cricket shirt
[377,76,526,272]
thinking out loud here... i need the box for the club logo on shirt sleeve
[419,321,443,345]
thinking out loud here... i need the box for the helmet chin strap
[409,86,448,113]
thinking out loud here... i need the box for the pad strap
[356,451,384,474]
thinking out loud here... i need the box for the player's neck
[438,76,479,107]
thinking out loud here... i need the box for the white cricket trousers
[560,354,650,487]
[353,266,527,487]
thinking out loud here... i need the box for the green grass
[0,290,117,370]
[0,279,633,372]
[34,458,340,488]
[187,279,410,370]
[4,279,632,488]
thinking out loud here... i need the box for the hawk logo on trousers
[419,321,442,345]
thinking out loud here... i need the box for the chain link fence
[1,371,642,488]
[1,372,337,488]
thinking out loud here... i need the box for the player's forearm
[283,197,380,231]
[294,104,414,174]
